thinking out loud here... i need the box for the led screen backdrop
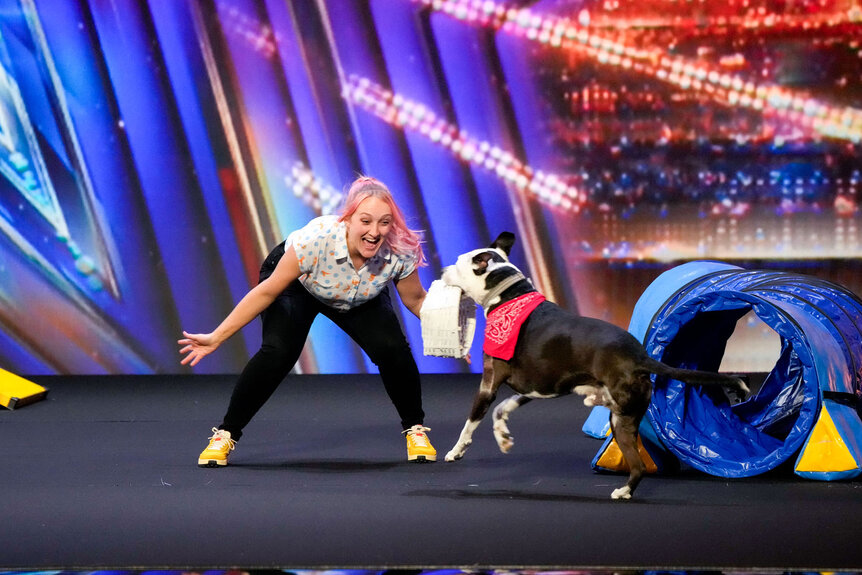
[0,0,859,375]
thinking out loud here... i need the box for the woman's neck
[351,253,366,270]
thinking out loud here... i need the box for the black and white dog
[441,232,749,500]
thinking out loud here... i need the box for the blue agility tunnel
[587,261,862,481]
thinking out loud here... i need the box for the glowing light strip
[413,0,862,143]
[215,3,278,58]
[285,162,343,215]
[552,4,860,31]
[342,75,585,213]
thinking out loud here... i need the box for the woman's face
[346,195,393,263]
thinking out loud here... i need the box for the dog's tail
[640,356,750,396]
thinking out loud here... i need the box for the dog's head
[442,232,526,309]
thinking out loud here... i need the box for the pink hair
[338,176,427,266]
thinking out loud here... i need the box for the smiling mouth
[362,236,380,248]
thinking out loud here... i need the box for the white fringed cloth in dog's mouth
[420,280,476,358]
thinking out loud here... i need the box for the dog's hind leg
[492,395,532,453]
[608,412,645,501]
[445,356,511,462]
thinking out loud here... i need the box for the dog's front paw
[611,486,632,500]
[445,442,469,461]
[444,449,463,462]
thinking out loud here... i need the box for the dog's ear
[490,232,515,256]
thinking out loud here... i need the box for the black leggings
[219,246,424,440]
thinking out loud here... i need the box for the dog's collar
[481,271,530,309]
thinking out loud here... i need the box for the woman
[179,176,436,466]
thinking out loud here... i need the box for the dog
[441,232,750,500]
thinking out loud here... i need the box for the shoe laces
[404,425,431,447]
[208,427,236,451]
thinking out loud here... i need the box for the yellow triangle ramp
[595,435,659,474]
[795,400,861,479]
[0,368,47,410]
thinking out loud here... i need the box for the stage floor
[1,374,860,572]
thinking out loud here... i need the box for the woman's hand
[178,331,221,366]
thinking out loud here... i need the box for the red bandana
[483,292,546,360]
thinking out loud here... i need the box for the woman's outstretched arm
[178,246,302,366]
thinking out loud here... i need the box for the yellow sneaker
[198,427,235,467]
[404,425,436,462]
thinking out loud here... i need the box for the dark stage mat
[1,374,860,572]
